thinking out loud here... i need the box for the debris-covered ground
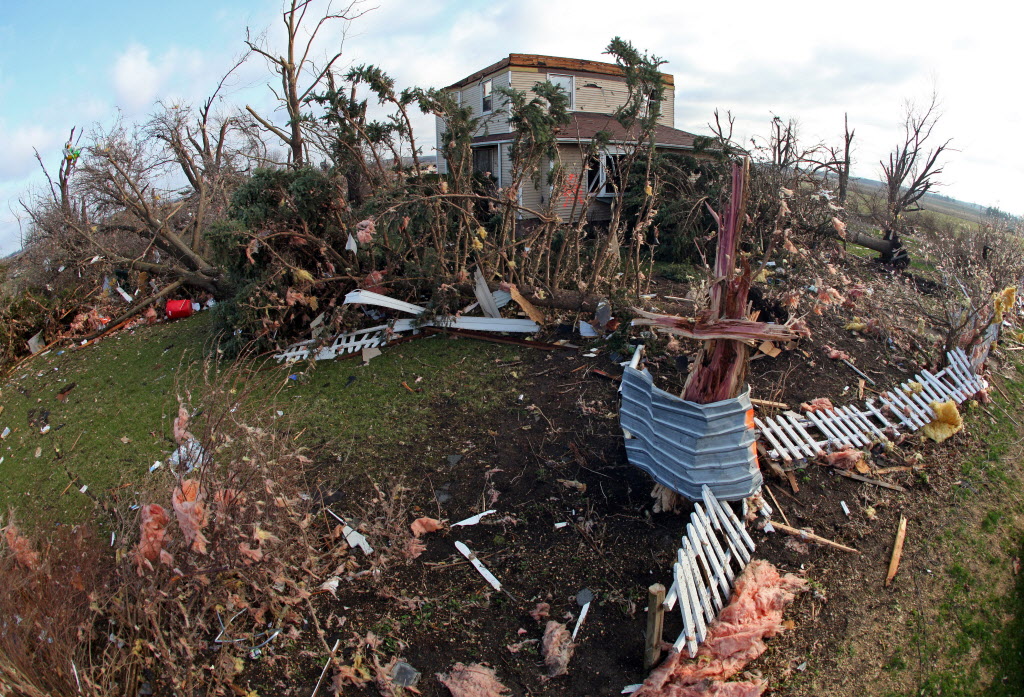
[2,242,1024,697]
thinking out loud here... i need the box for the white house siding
[509,68,674,129]
[462,71,512,138]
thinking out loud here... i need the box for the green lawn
[0,313,521,530]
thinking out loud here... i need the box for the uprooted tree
[842,95,952,266]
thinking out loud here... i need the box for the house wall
[437,63,678,172]
[509,68,674,128]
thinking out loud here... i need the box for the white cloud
[111,43,210,115]
[0,122,59,180]
[113,44,164,112]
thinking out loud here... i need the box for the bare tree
[804,113,855,207]
[245,0,366,167]
[146,57,260,253]
[881,94,951,227]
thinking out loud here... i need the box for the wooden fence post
[644,583,666,670]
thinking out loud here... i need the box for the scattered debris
[825,447,865,471]
[557,479,587,493]
[361,347,382,364]
[410,517,443,537]
[2,522,39,570]
[634,560,806,697]
[799,398,833,413]
[436,662,510,697]
[452,510,495,527]
[530,602,551,622]
[571,588,594,640]
[541,621,575,679]
[772,521,859,554]
[620,345,762,501]
[56,382,77,402]
[750,397,789,409]
[454,541,502,592]
[326,509,374,554]
[835,469,907,493]
[885,515,908,587]
[922,399,963,443]
[390,660,421,689]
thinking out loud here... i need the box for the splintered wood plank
[772,521,860,554]
[885,516,908,586]
[835,469,907,493]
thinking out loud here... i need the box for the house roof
[470,112,700,150]
[444,54,674,90]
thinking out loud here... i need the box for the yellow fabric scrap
[753,268,771,283]
[906,381,924,395]
[922,399,963,443]
[993,286,1017,324]
[845,319,867,332]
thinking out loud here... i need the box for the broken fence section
[619,345,762,502]
[757,348,986,461]
[659,486,757,658]
[274,289,538,363]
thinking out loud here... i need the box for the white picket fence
[661,485,757,657]
[756,348,986,461]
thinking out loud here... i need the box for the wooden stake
[885,516,908,587]
[858,379,866,400]
[751,397,789,409]
[835,469,907,493]
[785,468,800,494]
[644,583,666,670]
[765,485,790,526]
[772,521,860,554]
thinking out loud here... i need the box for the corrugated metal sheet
[619,346,761,501]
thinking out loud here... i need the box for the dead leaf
[557,479,586,493]
[120,436,131,444]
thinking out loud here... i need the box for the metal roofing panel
[619,359,761,502]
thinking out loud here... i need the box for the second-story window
[481,79,493,113]
[547,74,574,110]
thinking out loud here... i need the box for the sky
[0,0,1019,256]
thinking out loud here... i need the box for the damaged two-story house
[434,53,701,222]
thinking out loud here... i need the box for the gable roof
[445,53,674,90]
[470,112,699,150]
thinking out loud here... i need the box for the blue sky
[1,0,1020,254]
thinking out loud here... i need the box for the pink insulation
[635,560,806,697]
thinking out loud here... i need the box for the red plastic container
[165,299,194,320]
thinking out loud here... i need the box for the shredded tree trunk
[646,160,806,404]
[681,161,754,403]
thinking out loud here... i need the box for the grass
[903,354,1024,696]
[0,312,521,530]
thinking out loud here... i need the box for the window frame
[546,73,575,111]
[481,79,493,113]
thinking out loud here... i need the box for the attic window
[481,79,493,113]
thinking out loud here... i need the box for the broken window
[586,153,626,196]
[481,79,493,113]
